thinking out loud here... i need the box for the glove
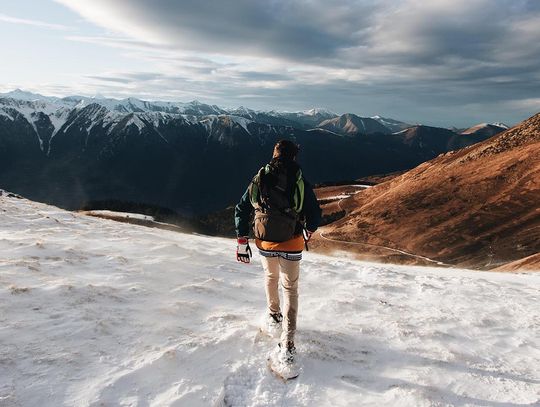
[236,237,252,263]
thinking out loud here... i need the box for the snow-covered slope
[1,88,62,104]
[460,123,509,138]
[0,96,256,153]
[1,192,538,406]
[371,115,412,133]
[0,90,226,116]
[302,107,337,117]
[0,90,330,122]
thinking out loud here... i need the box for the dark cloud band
[56,0,540,126]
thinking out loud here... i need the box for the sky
[1,0,540,127]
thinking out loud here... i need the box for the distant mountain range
[0,89,508,213]
[316,112,539,270]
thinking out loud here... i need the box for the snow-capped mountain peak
[460,122,509,137]
[302,107,336,117]
[2,88,60,104]
[371,115,412,132]
[492,122,509,129]
[229,106,254,115]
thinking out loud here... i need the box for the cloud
[0,12,71,31]
[55,0,373,60]
[86,75,132,84]
[52,0,540,126]
[86,71,185,85]
[65,35,156,50]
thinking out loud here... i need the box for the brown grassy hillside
[316,113,540,270]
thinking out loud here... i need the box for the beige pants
[260,256,300,344]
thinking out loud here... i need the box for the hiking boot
[268,340,300,379]
[269,312,283,325]
[277,341,296,364]
[262,312,283,337]
[260,312,283,339]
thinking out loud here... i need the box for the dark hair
[273,139,299,161]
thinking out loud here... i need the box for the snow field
[0,194,539,406]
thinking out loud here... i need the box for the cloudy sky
[1,0,539,126]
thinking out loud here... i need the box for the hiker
[234,139,321,369]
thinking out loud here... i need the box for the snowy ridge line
[0,91,333,121]
[83,210,155,221]
[81,210,185,233]
[0,96,262,147]
[1,193,539,406]
[0,89,512,135]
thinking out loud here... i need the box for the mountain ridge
[1,88,504,131]
[318,113,392,136]
[0,90,508,214]
[316,112,540,269]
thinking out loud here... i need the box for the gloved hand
[236,237,252,263]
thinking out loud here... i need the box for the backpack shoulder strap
[293,169,305,213]
[249,167,266,208]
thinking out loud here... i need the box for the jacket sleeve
[303,180,322,232]
[234,187,253,237]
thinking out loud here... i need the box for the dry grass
[313,113,540,271]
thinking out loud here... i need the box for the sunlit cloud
[0,12,71,30]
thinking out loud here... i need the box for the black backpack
[248,160,305,242]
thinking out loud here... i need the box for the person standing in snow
[234,139,321,366]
